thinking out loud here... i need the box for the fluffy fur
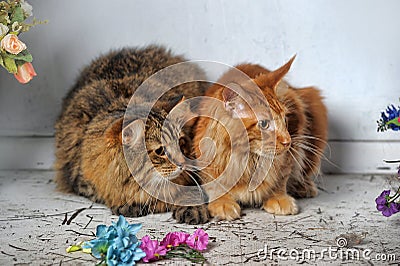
[54,46,209,224]
[193,57,328,220]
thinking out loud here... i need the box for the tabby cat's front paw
[263,194,299,215]
[172,205,210,224]
[208,199,241,221]
[111,204,149,217]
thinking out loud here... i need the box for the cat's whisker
[288,149,305,172]
[292,140,338,169]
[291,134,333,159]
[165,178,174,207]
[289,145,322,178]
[184,171,205,201]
[141,178,159,214]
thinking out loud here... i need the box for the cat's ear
[257,55,296,91]
[171,96,195,121]
[122,120,145,146]
[175,96,191,113]
[222,83,253,119]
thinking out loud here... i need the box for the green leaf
[7,49,33,63]
[0,54,4,68]
[387,117,400,127]
[11,6,24,24]
[3,55,17,73]
[66,245,82,253]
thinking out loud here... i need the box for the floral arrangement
[375,102,400,217]
[377,104,400,132]
[67,215,209,265]
[0,0,46,84]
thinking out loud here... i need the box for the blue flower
[81,216,146,265]
[379,104,400,131]
[96,224,118,240]
[82,239,111,259]
[107,241,146,266]
[113,215,142,238]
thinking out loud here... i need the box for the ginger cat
[193,57,328,220]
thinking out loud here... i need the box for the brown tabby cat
[193,57,328,220]
[54,46,209,224]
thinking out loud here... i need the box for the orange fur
[194,58,328,220]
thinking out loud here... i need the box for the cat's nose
[176,162,186,171]
[280,137,291,147]
[175,155,186,170]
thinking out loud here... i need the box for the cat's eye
[258,119,270,129]
[154,146,165,156]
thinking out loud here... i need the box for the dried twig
[83,215,93,229]
[46,252,95,262]
[66,206,90,225]
[65,229,95,237]
[61,213,68,225]
[8,244,30,251]
[1,250,15,256]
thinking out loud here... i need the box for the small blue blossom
[91,239,112,259]
[378,104,400,131]
[107,241,146,266]
[81,215,145,265]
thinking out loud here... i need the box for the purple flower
[160,232,189,249]
[375,190,400,217]
[375,190,390,206]
[186,229,209,251]
[140,235,167,262]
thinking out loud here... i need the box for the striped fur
[54,46,209,223]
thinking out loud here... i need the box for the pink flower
[14,62,37,84]
[160,232,189,249]
[186,228,209,251]
[140,235,167,262]
[1,34,26,55]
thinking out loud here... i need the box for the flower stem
[389,187,400,203]
[165,245,207,264]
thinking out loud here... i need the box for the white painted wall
[0,0,399,172]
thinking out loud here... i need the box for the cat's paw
[208,199,241,221]
[263,194,299,215]
[111,204,149,217]
[172,205,210,224]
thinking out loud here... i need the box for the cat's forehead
[237,87,286,120]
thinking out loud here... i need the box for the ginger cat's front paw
[263,194,299,215]
[208,198,241,221]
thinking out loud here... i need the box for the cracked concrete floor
[0,171,399,265]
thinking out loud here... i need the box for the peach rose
[1,34,27,55]
[14,62,37,84]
